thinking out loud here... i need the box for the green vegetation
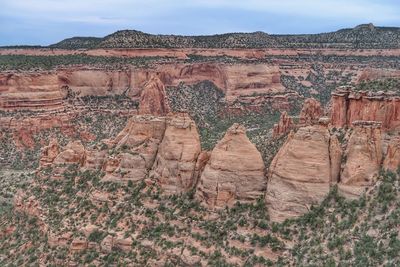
[47,24,400,49]
[0,54,172,71]
[355,78,400,94]
[166,80,283,165]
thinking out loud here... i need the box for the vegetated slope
[166,81,283,167]
[50,37,103,49]
[281,169,400,266]
[49,24,400,49]
[355,78,400,95]
[1,164,399,265]
[0,167,283,266]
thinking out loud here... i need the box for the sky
[0,0,400,46]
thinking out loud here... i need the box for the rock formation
[196,124,266,208]
[383,136,400,172]
[150,113,201,194]
[272,112,293,138]
[102,115,166,182]
[39,138,60,168]
[51,140,86,179]
[83,147,107,170]
[331,89,400,130]
[266,124,342,222]
[299,98,323,125]
[138,75,169,116]
[339,121,383,198]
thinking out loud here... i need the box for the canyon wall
[0,63,287,112]
[266,124,341,222]
[331,89,400,131]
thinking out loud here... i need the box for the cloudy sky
[1,0,400,46]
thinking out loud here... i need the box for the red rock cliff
[331,88,400,131]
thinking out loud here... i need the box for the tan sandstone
[196,124,266,208]
[266,125,342,222]
[150,113,201,194]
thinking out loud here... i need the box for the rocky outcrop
[272,112,293,138]
[52,140,86,179]
[83,147,107,170]
[58,69,131,96]
[138,76,169,116]
[299,98,323,125]
[331,89,400,130]
[339,121,383,198]
[39,138,60,168]
[102,115,166,182]
[150,113,201,194]
[196,124,266,208]
[53,140,86,166]
[383,136,400,172]
[266,125,342,222]
[0,72,64,111]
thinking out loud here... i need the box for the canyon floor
[1,25,400,266]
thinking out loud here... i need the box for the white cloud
[3,0,399,24]
[191,0,399,22]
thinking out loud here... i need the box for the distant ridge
[13,24,400,49]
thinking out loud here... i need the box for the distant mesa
[2,23,397,49]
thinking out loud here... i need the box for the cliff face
[331,89,400,131]
[102,116,166,182]
[0,63,287,112]
[138,76,169,116]
[0,72,64,111]
[196,124,266,208]
[58,69,132,96]
[339,122,383,197]
[266,125,342,222]
[150,113,201,194]
[383,136,400,172]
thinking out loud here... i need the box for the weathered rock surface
[138,75,169,116]
[339,122,383,197]
[51,140,86,179]
[102,115,166,182]
[266,125,342,222]
[39,138,60,168]
[272,111,293,138]
[83,147,107,170]
[299,98,323,125]
[53,140,86,166]
[196,124,266,208]
[331,89,400,130]
[383,136,400,172]
[150,113,201,194]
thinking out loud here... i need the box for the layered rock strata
[331,89,400,130]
